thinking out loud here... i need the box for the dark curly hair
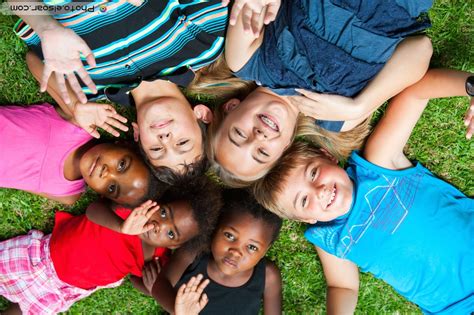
[221,189,283,244]
[159,175,222,253]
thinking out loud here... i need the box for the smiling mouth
[88,156,100,177]
[223,257,238,268]
[151,119,173,129]
[258,114,279,132]
[327,185,337,208]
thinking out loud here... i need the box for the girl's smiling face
[139,200,198,249]
[79,143,149,206]
[214,88,299,180]
[210,211,273,276]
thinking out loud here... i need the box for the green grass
[0,1,473,314]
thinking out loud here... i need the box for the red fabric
[50,208,169,290]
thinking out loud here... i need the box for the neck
[132,80,186,109]
[206,256,254,287]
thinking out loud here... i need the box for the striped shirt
[15,0,228,104]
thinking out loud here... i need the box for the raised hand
[73,102,128,139]
[175,274,210,315]
[120,200,159,235]
[39,25,97,105]
[222,0,281,36]
[142,257,161,293]
[464,98,474,139]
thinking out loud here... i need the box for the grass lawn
[0,1,472,314]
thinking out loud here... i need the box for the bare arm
[151,248,197,313]
[364,69,472,169]
[315,246,359,315]
[263,261,282,315]
[27,190,81,205]
[26,52,128,138]
[86,199,124,232]
[9,0,97,104]
[291,36,433,124]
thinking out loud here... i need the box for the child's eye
[177,139,189,146]
[160,208,166,218]
[301,195,308,208]
[234,128,247,139]
[224,232,235,241]
[167,230,175,239]
[310,168,317,181]
[247,244,258,252]
[117,159,126,172]
[108,184,117,194]
[150,147,163,152]
[258,148,269,157]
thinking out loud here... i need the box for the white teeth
[261,115,278,131]
[327,186,336,207]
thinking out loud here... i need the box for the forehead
[220,212,273,246]
[167,200,199,240]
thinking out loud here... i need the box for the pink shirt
[0,103,92,196]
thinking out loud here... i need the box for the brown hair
[252,141,328,219]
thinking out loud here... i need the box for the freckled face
[139,201,198,249]
[279,157,353,224]
[211,212,272,276]
[79,143,149,205]
[214,88,299,180]
[137,97,203,172]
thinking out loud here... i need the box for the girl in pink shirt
[0,102,158,206]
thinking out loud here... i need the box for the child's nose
[229,246,243,258]
[158,132,171,143]
[100,164,109,178]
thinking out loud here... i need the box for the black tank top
[175,254,266,315]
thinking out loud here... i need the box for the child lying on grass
[0,176,222,314]
[253,69,474,313]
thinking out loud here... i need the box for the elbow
[412,36,433,78]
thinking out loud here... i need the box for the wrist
[36,19,63,39]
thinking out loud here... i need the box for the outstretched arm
[9,0,97,104]
[151,248,197,313]
[26,52,128,138]
[365,69,472,170]
[290,36,433,124]
[315,246,360,315]
[263,261,282,315]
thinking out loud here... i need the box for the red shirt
[50,208,169,289]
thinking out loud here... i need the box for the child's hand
[142,257,161,294]
[175,274,210,315]
[223,0,281,37]
[289,89,360,121]
[120,200,159,235]
[73,102,128,138]
[38,25,97,104]
[464,98,474,139]
[126,0,144,6]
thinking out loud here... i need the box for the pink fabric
[0,230,122,315]
[0,103,92,196]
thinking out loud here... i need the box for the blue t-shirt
[305,151,474,314]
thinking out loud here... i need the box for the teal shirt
[305,151,474,314]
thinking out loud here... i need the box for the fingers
[105,116,129,133]
[264,1,280,24]
[221,0,230,7]
[199,293,209,309]
[66,72,88,104]
[154,257,161,274]
[229,0,245,25]
[76,66,97,95]
[85,125,101,139]
[196,277,210,294]
[54,72,71,105]
[177,283,187,297]
[40,67,53,93]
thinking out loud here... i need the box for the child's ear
[132,122,139,142]
[223,98,240,113]
[301,218,318,224]
[193,104,213,124]
[320,148,338,164]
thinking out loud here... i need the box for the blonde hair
[191,56,371,188]
[252,141,329,219]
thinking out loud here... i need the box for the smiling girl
[0,103,157,205]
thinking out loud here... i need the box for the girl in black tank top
[151,190,283,314]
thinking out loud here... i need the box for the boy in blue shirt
[253,69,474,314]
